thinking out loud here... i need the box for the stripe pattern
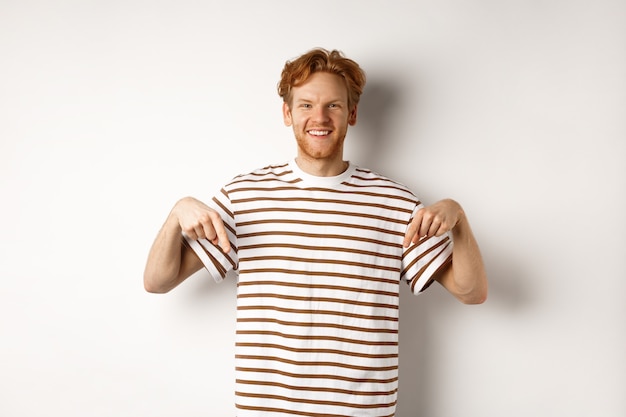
[185,160,453,416]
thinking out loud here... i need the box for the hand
[403,199,464,247]
[172,196,231,253]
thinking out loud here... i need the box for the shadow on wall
[183,269,238,303]
[395,247,528,417]
[481,247,529,311]
[351,77,405,171]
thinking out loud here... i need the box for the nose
[312,105,330,123]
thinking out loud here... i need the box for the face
[282,72,358,166]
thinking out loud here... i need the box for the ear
[282,102,293,126]
[348,105,358,126]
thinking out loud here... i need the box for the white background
[1,1,624,416]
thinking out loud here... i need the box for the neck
[295,155,348,177]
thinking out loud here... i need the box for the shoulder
[223,162,295,189]
[349,165,417,199]
[236,162,291,179]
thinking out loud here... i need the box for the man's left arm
[404,199,488,304]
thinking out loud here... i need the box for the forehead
[291,72,349,102]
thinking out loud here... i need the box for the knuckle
[208,210,221,221]
[198,213,212,224]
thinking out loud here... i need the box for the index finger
[403,210,423,248]
[209,212,231,253]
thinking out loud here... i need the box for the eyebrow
[294,97,346,104]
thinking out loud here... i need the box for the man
[144,48,487,416]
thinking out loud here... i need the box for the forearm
[447,212,488,304]
[143,212,189,293]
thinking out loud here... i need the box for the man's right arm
[143,197,230,293]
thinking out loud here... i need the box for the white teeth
[309,130,329,136]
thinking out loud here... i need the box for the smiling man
[144,48,487,417]
[282,70,357,176]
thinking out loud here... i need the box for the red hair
[278,48,366,108]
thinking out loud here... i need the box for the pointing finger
[209,212,231,253]
[403,220,414,248]
[405,210,424,247]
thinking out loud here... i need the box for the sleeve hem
[183,233,224,283]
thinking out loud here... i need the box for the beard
[293,125,348,161]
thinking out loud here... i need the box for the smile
[308,130,331,136]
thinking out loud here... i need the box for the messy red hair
[277,48,366,109]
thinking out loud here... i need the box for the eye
[300,103,312,109]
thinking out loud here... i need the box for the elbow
[144,283,167,294]
[460,290,488,305]
[143,272,171,294]
[457,276,488,305]
[464,285,488,305]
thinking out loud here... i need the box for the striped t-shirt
[185,160,453,417]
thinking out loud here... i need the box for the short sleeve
[183,188,239,283]
[401,205,454,294]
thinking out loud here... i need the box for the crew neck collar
[289,159,355,187]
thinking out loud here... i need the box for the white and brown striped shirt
[185,160,453,417]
